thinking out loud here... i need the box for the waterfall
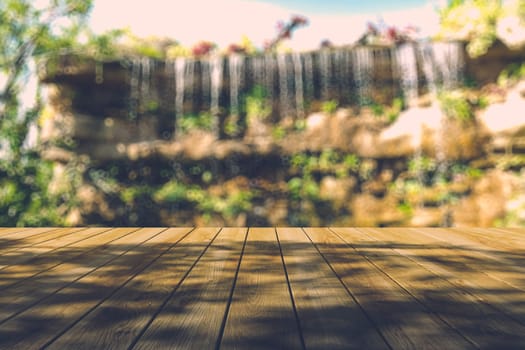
[333,49,345,102]
[419,42,438,97]
[129,58,141,120]
[352,47,373,106]
[319,49,332,101]
[173,57,187,136]
[434,41,464,89]
[210,55,223,136]
[264,54,275,102]
[394,43,419,107]
[210,56,223,114]
[292,52,305,119]
[278,53,291,117]
[303,52,314,102]
[229,54,243,115]
[201,59,210,110]
[140,57,152,105]
[251,56,265,88]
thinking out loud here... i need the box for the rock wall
[39,43,525,227]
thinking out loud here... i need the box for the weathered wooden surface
[0,227,524,349]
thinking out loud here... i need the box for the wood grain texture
[132,227,246,350]
[0,227,111,272]
[336,228,525,349]
[0,227,169,349]
[0,227,524,349]
[0,227,54,240]
[44,227,204,350]
[365,228,525,326]
[277,227,389,349]
[220,227,303,350]
[0,227,85,254]
[0,227,137,290]
[306,227,474,350]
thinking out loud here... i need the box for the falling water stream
[127,42,464,144]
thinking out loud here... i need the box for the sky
[88,0,444,50]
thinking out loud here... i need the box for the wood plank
[0,227,54,240]
[0,227,86,254]
[364,227,525,325]
[0,227,137,290]
[277,227,389,349]
[0,227,147,321]
[220,227,303,349]
[447,227,525,252]
[412,228,525,287]
[43,227,218,350]
[0,227,180,349]
[0,228,65,249]
[334,227,525,349]
[305,227,473,349]
[131,227,246,349]
[0,227,111,271]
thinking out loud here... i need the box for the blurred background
[1,0,524,227]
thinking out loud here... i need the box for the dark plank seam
[0,227,56,239]
[335,227,479,349]
[0,227,160,326]
[40,227,195,349]
[0,227,128,291]
[275,227,307,350]
[373,227,525,327]
[0,227,88,256]
[126,228,222,350]
[215,228,249,350]
[302,228,394,350]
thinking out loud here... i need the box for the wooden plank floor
[0,227,524,349]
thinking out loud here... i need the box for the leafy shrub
[180,112,214,133]
[321,99,338,114]
[245,85,271,121]
[438,90,473,121]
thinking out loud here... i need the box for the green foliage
[271,125,286,140]
[0,0,93,226]
[154,181,188,203]
[438,0,501,57]
[245,85,271,121]
[321,99,338,114]
[498,62,525,87]
[371,103,385,117]
[224,119,240,137]
[438,0,525,57]
[180,112,214,133]
[438,90,473,122]
[397,201,413,216]
[408,156,437,175]
[120,185,153,205]
[293,119,306,132]
[153,180,252,219]
[387,97,405,122]
[287,176,319,201]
